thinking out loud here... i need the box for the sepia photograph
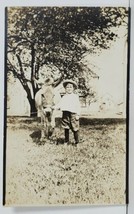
[4,6,129,206]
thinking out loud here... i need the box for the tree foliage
[6,7,128,115]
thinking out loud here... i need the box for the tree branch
[16,54,25,81]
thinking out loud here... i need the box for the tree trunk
[29,98,37,117]
[23,83,37,117]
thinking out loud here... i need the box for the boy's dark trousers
[65,129,79,144]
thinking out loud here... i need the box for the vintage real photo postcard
[3,6,130,206]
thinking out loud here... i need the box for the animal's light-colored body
[35,82,61,141]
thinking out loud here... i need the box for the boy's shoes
[64,141,69,146]
[64,141,79,147]
[72,142,78,147]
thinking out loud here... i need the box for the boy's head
[63,80,77,94]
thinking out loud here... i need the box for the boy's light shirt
[56,93,81,115]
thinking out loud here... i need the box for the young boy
[56,79,81,146]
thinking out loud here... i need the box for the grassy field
[5,117,127,206]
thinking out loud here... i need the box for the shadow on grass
[30,129,65,146]
[7,116,126,125]
[79,118,126,126]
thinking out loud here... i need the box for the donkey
[35,76,60,142]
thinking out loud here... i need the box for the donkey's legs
[51,110,56,128]
[40,112,46,142]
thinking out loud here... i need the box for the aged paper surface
[4,6,129,206]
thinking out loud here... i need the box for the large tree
[6,7,128,116]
